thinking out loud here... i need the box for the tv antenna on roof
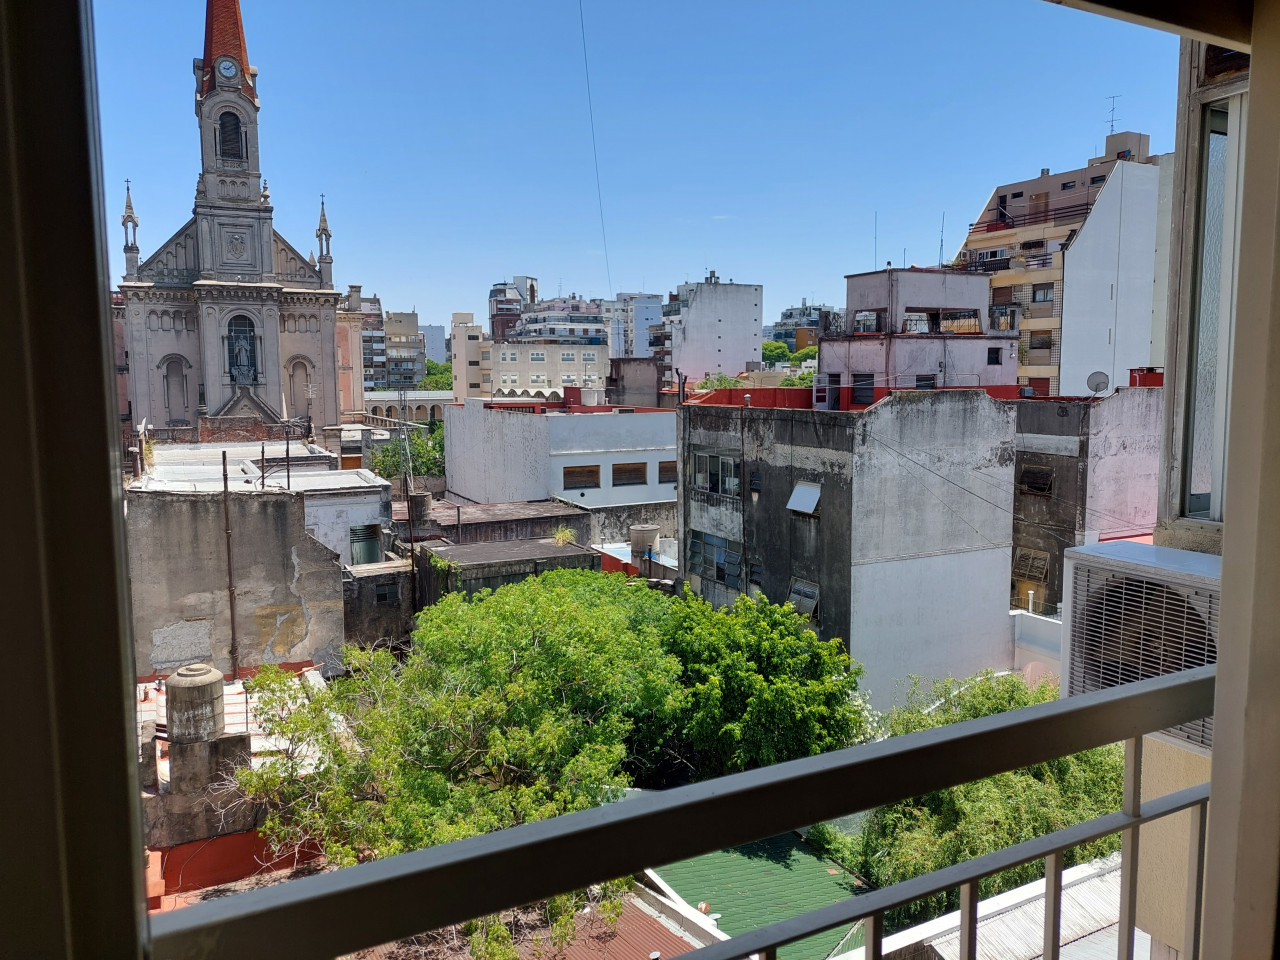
[1106,95,1122,134]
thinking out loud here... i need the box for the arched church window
[227,316,257,383]
[218,112,243,160]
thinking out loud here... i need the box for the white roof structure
[832,855,1151,960]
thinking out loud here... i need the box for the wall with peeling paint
[126,488,344,679]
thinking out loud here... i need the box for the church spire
[198,0,255,100]
[121,181,140,280]
[316,197,333,287]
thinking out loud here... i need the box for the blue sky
[93,1,1180,330]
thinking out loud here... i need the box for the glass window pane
[1185,104,1231,519]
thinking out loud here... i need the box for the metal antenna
[1106,95,1122,134]
[938,212,946,267]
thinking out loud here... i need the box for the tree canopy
[370,421,444,479]
[695,372,744,390]
[238,571,870,866]
[418,358,452,391]
[791,345,818,363]
[761,340,790,364]
[809,672,1123,932]
[779,370,815,387]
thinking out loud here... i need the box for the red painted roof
[560,900,695,960]
[200,0,256,99]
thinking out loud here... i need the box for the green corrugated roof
[654,833,864,960]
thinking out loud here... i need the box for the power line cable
[577,0,613,299]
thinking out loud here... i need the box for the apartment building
[652,270,763,387]
[679,385,1017,705]
[596,291,663,359]
[491,341,610,398]
[821,267,1019,392]
[960,131,1166,396]
[340,285,387,391]
[444,391,678,541]
[488,275,538,342]
[420,323,446,364]
[774,298,837,352]
[449,313,492,400]
[384,310,425,390]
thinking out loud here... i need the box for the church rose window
[227,316,257,383]
[218,111,243,159]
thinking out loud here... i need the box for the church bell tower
[191,0,273,281]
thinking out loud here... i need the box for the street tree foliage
[238,571,869,866]
[761,340,790,364]
[370,421,444,479]
[418,358,452,391]
[779,370,815,387]
[695,372,744,390]
[808,672,1123,932]
[790,345,818,363]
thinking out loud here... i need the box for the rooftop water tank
[166,663,225,744]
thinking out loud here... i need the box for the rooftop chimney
[347,284,362,311]
[1041,167,1050,176]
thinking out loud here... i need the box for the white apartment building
[596,292,662,359]
[652,270,762,387]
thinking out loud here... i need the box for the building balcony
[661,300,686,317]
[968,200,1094,234]
[151,667,1215,960]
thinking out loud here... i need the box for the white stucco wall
[1059,161,1161,397]
[304,490,389,566]
[445,398,677,507]
[847,391,1017,705]
[671,281,762,381]
[1085,386,1163,539]
[820,336,1018,389]
[546,411,677,506]
[444,399,550,503]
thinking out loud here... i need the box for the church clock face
[218,58,237,79]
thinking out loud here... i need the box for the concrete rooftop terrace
[135,464,388,494]
[424,538,597,566]
[426,498,586,526]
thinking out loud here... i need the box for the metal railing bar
[959,881,978,960]
[624,783,1210,960]
[1184,800,1208,960]
[148,668,1214,960]
[1043,850,1062,960]
[1118,738,1143,960]
[864,912,883,960]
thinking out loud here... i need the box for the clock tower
[192,0,271,281]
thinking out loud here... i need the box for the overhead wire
[577,0,613,298]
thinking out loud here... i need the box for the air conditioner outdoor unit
[1061,541,1220,749]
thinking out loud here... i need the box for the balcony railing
[661,300,687,317]
[150,667,1214,960]
[968,200,1094,234]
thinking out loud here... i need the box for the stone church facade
[119,0,339,430]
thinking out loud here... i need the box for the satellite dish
[1086,371,1110,395]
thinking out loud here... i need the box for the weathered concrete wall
[1086,386,1162,539]
[1014,399,1090,608]
[671,280,762,382]
[848,391,1016,704]
[126,489,344,679]
[589,499,678,543]
[821,335,1017,389]
[343,559,415,648]
[303,483,392,565]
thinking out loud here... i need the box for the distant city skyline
[94,0,1180,331]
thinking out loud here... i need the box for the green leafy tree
[370,421,444,478]
[790,345,818,364]
[761,340,790,364]
[779,370,815,387]
[418,358,452,391]
[238,570,684,866]
[695,372,745,390]
[810,672,1123,932]
[660,590,869,777]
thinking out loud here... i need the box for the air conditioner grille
[1067,565,1217,748]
